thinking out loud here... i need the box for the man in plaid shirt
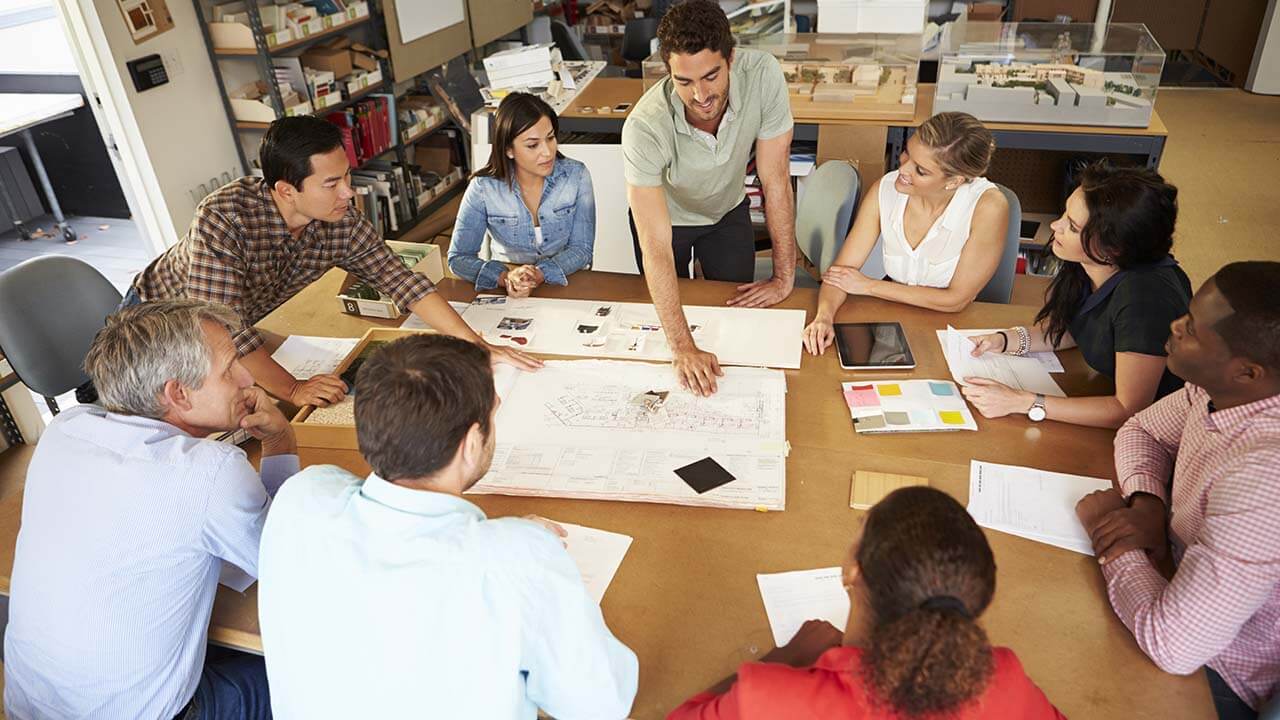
[1077,261,1280,720]
[129,117,539,407]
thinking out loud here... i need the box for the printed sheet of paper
[757,567,850,646]
[270,336,360,380]
[399,301,472,331]
[446,295,805,369]
[938,327,1065,397]
[939,327,1064,373]
[967,460,1112,555]
[556,521,634,604]
[469,360,789,510]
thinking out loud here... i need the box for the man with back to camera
[1076,261,1280,720]
[128,116,540,409]
[258,333,638,719]
[623,0,797,396]
[4,299,296,719]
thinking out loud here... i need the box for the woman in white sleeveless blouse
[803,113,1009,355]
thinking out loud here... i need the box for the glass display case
[643,31,923,121]
[933,22,1164,127]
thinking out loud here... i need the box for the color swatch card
[842,380,978,433]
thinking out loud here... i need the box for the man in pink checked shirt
[1075,261,1280,720]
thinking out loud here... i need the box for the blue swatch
[929,381,955,396]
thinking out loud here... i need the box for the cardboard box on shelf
[301,46,353,79]
[414,134,456,175]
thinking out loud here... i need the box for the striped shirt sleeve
[1114,387,1193,503]
[339,215,436,311]
[182,206,264,355]
[1101,447,1280,675]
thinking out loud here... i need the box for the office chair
[754,160,861,287]
[550,19,589,62]
[622,18,660,78]
[0,256,121,414]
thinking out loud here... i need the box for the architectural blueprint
[467,360,789,510]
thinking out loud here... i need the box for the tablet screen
[834,322,914,368]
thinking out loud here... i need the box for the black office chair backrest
[0,255,121,402]
[550,19,589,62]
[622,18,660,64]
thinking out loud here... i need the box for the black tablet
[833,322,916,370]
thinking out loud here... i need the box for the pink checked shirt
[1105,383,1280,710]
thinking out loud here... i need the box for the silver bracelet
[1012,326,1031,356]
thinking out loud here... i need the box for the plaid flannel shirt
[1105,384,1280,710]
[131,177,436,355]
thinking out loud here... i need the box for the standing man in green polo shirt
[623,0,796,396]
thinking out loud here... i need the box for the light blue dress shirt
[447,156,596,290]
[3,405,298,720]
[258,466,638,719]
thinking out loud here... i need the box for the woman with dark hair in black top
[960,162,1191,429]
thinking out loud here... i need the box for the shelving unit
[191,0,472,242]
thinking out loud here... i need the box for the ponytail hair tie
[919,595,971,618]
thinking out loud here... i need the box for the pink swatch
[844,384,881,408]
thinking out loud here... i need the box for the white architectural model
[933,23,1163,127]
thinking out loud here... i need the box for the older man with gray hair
[4,299,296,720]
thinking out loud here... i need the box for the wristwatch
[1028,393,1047,422]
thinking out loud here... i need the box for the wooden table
[554,77,1170,170]
[0,270,1213,719]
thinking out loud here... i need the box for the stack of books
[482,43,562,91]
[325,93,394,169]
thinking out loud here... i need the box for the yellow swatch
[851,470,929,509]
[876,383,902,397]
[939,410,966,425]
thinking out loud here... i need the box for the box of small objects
[291,327,431,450]
[336,241,445,318]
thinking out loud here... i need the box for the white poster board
[395,0,465,44]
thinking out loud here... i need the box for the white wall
[74,0,243,245]
[1247,0,1280,94]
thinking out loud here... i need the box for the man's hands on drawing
[672,344,723,397]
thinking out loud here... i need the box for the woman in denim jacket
[448,92,595,297]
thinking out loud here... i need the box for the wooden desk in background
[0,270,1213,719]
[554,77,1170,175]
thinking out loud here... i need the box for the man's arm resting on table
[729,130,795,308]
[1100,457,1280,674]
[627,183,723,395]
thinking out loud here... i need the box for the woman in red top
[668,486,1067,720]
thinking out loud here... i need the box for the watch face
[1029,406,1047,422]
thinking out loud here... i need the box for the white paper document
[557,522,634,604]
[270,336,360,380]
[967,460,1112,555]
[468,359,789,510]
[451,295,806,369]
[757,567,850,647]
[399,301,472,331]
[938,327,1065,397]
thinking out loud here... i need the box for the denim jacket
[448,157,595,289]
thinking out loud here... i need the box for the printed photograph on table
[842,379,977,433]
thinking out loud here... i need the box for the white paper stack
[966,460,1112,555]
[483,43,562,90]
[271,335,360,380]
[557,521,634,604]
[756,567,850,646]
[937,326,1065,397]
